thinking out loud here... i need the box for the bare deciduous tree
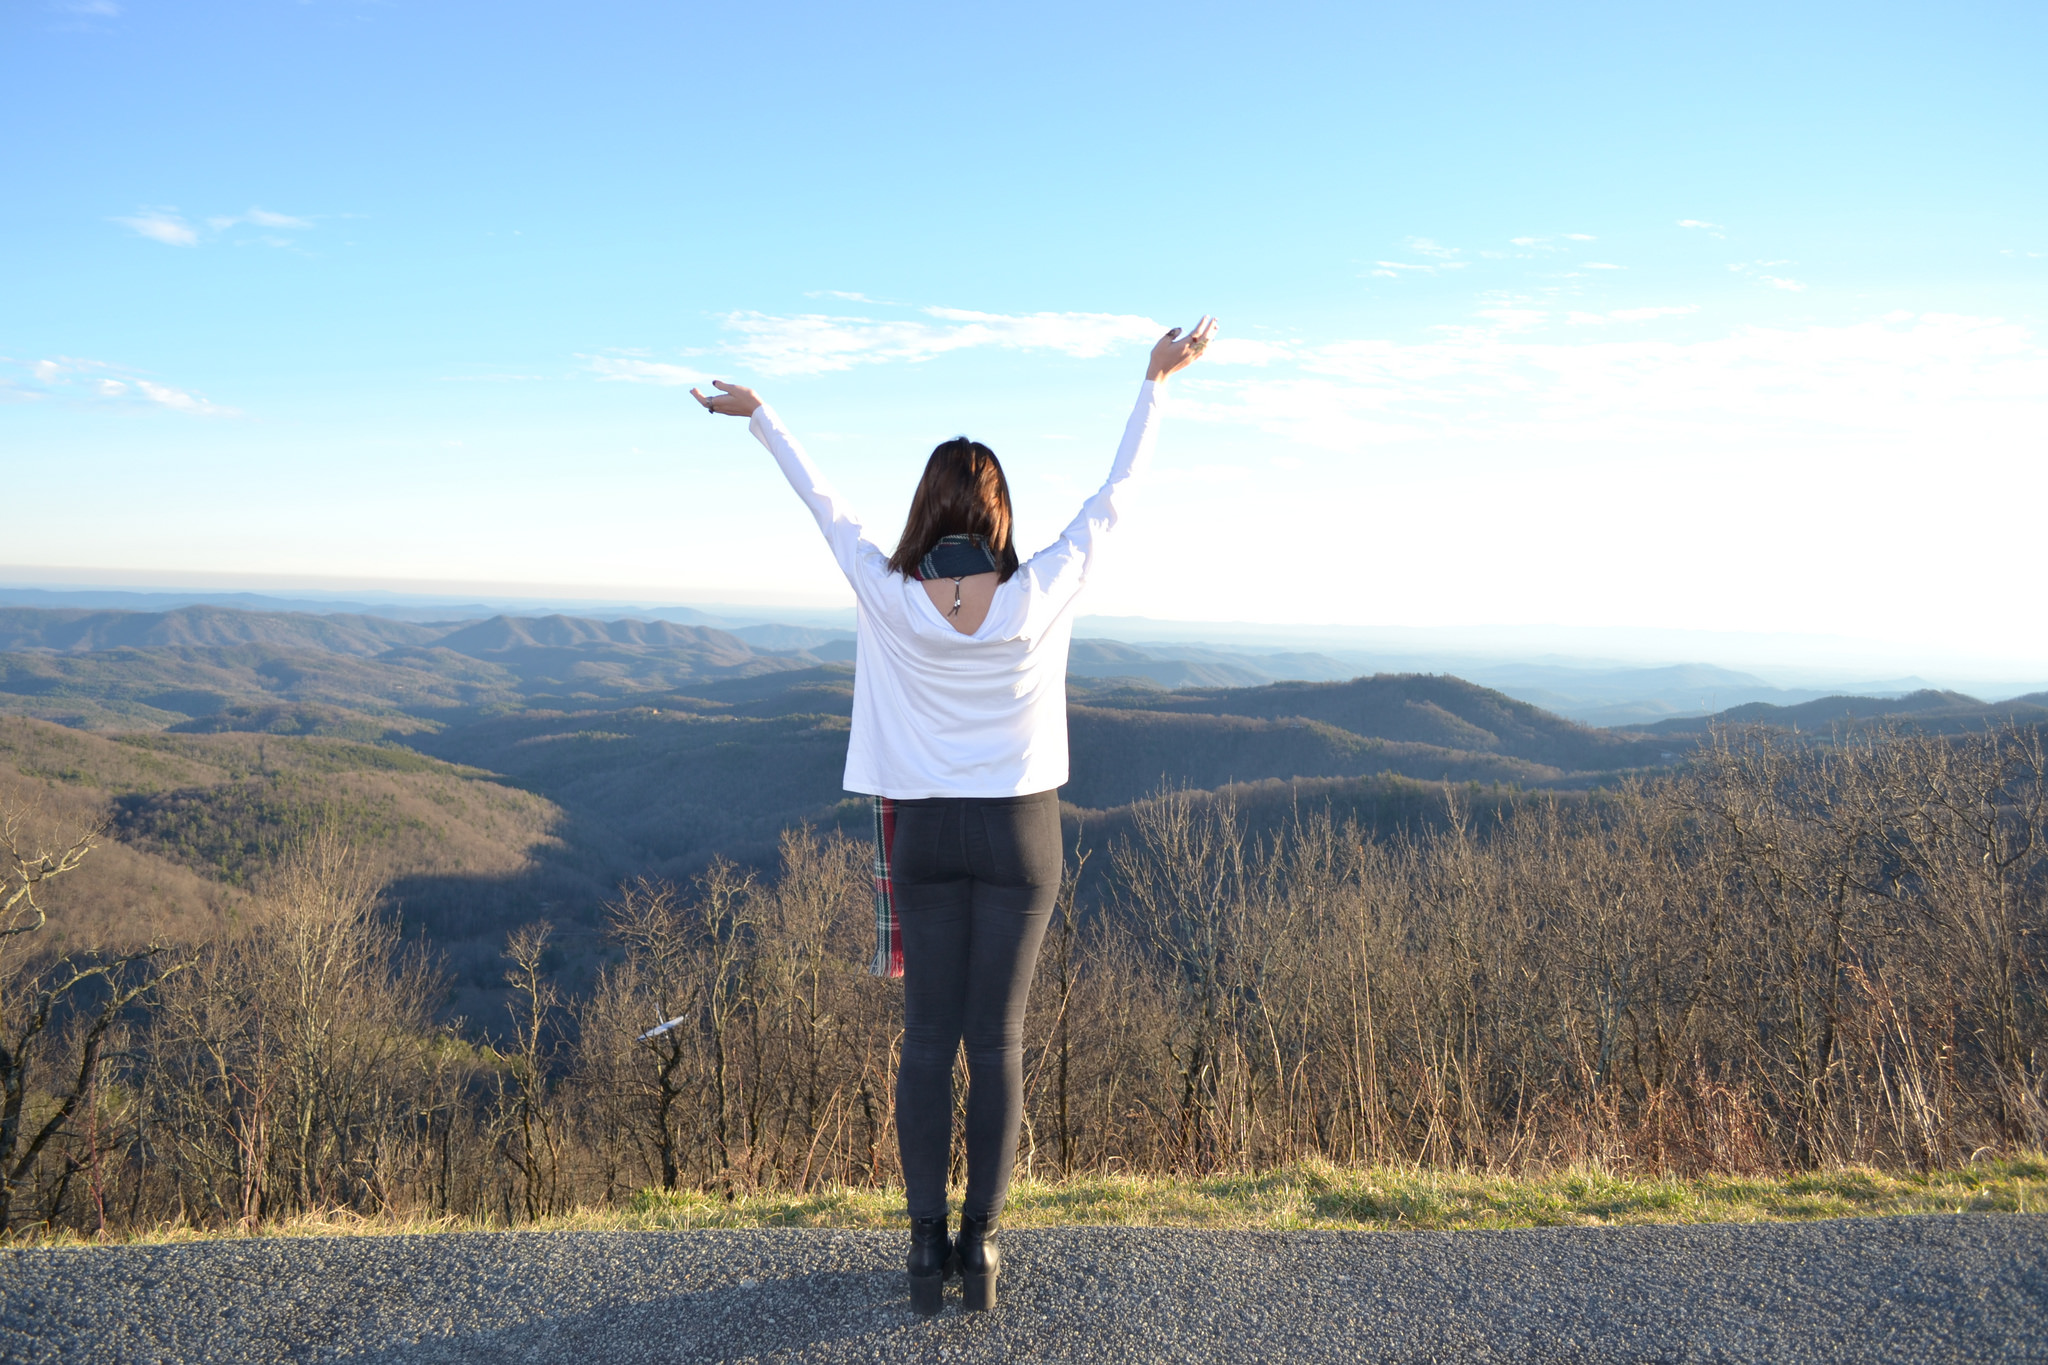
[12,724,2048,1240]
[0,816,176,1238]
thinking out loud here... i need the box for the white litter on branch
[636,1015,689,1042]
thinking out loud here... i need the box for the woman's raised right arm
[695,379,871,579]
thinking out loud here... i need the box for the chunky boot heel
[909,1270,945,1316]
[906,1215,954,1316]
[957,1212,1000,1312]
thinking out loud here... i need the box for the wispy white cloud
[133,379,217,412]
[208,207,312,231]
[1567,305,1700,325]
[114,209,198,247]
[117,204,312,246]
[4,355,232,414]
[715,307,1165,376]
[1678,218,1728,238]
[583,354,711,387]
[591,304,1173,382]
[243,206,311,228]
[1470,303,1548,333]
[1582,262,1624,270]
[1173,312,2047,452]
[1370,238,1471,277]
[1725,259,1807,291]
[1201,338,1295,366]
[1507,234,1593,253]
[2001,249,2043,259]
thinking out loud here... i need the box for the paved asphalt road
[1,1215,2043,1363]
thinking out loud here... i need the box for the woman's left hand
[1146,316,1218,381]
[691,379,762,417]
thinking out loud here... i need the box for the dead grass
[37,1154,2047,1247]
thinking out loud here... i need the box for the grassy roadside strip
[35,1154,2048,1246]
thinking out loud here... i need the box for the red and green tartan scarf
[868,796,903,978]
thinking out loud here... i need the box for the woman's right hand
[1146,316,1218,382]
[691,379,762,417]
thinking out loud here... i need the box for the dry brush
[1,724,2042,1239]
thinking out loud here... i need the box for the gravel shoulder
[3,1214,2044,1363]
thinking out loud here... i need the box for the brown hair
[885,436,1022,581]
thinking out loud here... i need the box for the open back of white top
[748,380,1165,799]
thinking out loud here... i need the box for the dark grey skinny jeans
[891,788,1062,1221]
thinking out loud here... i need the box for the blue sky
[6,1,2046,670]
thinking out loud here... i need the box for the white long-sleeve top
[749,381,1165,799]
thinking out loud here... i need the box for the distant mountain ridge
[1076,674,1670,772]
[1646,688,2048,736]
[16,591,2036,719]
[430,614,745,654]
[0,585,729,625]
[0,605,442,655]
[0,605,768,660]
[0,606,828,731]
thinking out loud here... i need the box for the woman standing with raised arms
[693,315,1217,1314]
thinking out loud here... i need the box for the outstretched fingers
[690,378,765,418]
[691,381,737,414]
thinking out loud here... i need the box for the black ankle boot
[956,1211,1000,1311]
[907,1215,954,1316]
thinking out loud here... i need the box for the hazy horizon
[6,568,2044,699]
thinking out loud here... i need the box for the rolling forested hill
[1072,675,1676,773]
[21,602,2017,1010]
[0,716,561,1005]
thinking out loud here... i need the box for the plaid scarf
[868,796,903,978]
